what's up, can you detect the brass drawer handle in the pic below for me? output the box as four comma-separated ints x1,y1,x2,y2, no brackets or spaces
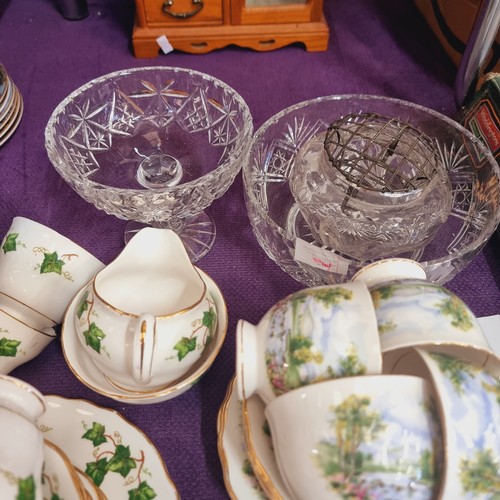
162,0,204,19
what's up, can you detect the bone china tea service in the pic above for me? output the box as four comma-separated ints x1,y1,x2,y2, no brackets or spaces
232,257,500,499
74,227,218,391
2,71,500,500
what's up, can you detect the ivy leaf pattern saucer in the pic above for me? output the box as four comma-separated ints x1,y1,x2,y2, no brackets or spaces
37,395,179,499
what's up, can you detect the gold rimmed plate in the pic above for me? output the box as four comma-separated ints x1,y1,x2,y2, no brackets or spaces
0,81,16,123
0,65,7,103
0,68,13,112
0,92,23,146
61,268,228,404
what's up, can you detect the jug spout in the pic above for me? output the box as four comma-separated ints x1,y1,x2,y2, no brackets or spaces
121,227,195,271
94,228,206,316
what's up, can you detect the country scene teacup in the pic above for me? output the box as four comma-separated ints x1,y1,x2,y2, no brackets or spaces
236,281,381,403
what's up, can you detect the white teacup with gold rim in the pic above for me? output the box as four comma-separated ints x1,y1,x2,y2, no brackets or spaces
0,309,57,375
74,228,218,392
0,375,46,500
236,281,381,404
0,217,104,328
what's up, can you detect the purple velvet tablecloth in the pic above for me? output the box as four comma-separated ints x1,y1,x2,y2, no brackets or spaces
0,0,499,498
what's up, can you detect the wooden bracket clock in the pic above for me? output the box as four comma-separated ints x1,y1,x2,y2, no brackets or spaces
132,0,329,57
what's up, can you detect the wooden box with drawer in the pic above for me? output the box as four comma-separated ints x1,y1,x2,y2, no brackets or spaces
132,0,329,56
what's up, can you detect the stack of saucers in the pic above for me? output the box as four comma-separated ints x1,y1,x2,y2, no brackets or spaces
0,64,23,147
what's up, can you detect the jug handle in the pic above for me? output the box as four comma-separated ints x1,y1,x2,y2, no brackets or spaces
132,314,155,385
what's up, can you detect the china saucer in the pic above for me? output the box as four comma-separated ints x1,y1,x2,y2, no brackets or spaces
61,268,228,404
242,393,291,499
43,439,87,500
217,376,265,499
217,374,292,499
38,395,179,499
0,93,23,147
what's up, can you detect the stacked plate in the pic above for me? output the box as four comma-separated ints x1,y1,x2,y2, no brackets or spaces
0,64,23,146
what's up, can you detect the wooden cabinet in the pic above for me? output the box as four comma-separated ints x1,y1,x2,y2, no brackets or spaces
132,0,329,56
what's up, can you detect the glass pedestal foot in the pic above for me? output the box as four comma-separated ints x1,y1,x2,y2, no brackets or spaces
124,212,216,263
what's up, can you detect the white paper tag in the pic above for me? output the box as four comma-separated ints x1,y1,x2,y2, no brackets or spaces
156,35,174,55
294,238,350,274
478,314,500,356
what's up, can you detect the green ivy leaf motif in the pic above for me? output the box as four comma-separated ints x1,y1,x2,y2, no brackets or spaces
40,251,65,275
82,422,108,446
16,475,35,500
2,233,18,253
83,323,106,353
107,444,137,478
85,458,109,487
77,291,90,319
174,336,197,361
0,337,21,357
202,307,216,333
128,480,157,500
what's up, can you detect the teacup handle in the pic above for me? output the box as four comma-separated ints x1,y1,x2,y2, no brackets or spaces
132,314,156,385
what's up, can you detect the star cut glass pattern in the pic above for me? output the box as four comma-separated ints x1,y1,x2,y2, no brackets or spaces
242,95,500,287
45,67,253,261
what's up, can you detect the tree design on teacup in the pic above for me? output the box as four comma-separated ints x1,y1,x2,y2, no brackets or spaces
429,353,500,496
435,295,474,331
81,421,157,499
313,394,439,499
265,286,366,397
0,469,36,500
371,284,475,334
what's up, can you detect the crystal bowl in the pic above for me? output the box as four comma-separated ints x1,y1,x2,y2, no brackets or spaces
45,66,253,261
242,94,500,286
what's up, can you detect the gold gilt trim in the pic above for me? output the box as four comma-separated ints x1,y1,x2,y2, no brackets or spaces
75,467,108,500
46,395,180,500
0,374,46,414
216,375,238,500
61,269,228,401
241,398,283,500
0,291,57,325
44,439,88,500
0,307,57,338
92,267,207,318
385,342,500,372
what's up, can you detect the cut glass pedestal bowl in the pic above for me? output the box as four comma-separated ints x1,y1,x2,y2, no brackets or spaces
45,66,253,261
242,95,500,286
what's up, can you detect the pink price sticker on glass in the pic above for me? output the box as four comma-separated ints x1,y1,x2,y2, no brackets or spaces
294,238,350,274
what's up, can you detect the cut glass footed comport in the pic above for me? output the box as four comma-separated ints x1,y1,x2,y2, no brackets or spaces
45,67,253,261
